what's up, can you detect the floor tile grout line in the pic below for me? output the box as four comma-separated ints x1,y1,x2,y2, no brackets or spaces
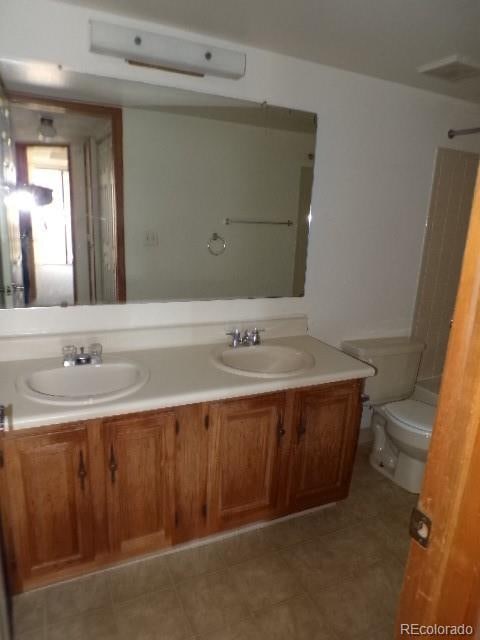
164,557,199,640
39,571,118,624
42,595,47,640
247,587,310,618
301,587,345,640
105,568,123,639
224,549,309,621
170,556,262,637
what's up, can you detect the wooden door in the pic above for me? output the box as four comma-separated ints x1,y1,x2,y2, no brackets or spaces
3,425,94,588
288,380,361,511
208,393,286,531
104,410,176,558
396,168,480,632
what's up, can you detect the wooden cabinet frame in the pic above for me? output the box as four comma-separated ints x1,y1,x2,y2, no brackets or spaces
0,379,362,592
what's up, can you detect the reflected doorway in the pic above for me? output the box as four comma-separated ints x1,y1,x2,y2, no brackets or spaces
2,94,125,308
16,144,74,306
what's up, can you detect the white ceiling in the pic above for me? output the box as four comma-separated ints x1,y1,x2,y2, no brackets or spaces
56,0,480,102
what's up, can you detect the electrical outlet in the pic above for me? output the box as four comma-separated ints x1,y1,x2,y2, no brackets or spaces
144,230,159,247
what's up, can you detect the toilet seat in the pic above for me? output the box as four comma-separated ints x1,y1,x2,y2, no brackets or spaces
383,399,435,433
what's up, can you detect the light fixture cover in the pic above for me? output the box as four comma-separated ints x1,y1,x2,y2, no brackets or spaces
38,117,57,141
90,20,246,80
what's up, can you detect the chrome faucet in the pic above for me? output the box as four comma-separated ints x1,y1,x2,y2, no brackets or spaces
226,329,242,348
62,343,103,366
243,328,264,346
226,327,264,348
75,347,92,365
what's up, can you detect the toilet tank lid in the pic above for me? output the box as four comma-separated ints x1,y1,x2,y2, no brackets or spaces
342,337,425,359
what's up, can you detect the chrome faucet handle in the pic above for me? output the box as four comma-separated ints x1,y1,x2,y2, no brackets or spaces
62,345,77,367
89,343,103,364
75,346,92,366
241,329,253,345
226,328,242,348
250,328,265,345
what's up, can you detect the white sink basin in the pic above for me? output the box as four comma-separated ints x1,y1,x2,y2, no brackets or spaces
212,344,315,378
17,359,149,406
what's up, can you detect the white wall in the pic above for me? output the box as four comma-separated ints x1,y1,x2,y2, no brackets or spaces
123,108,313,300
1,0,480,344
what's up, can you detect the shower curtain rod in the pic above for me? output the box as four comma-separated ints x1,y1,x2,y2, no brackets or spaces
447,127,480,139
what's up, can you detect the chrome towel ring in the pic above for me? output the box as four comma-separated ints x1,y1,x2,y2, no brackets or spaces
208,232,226,256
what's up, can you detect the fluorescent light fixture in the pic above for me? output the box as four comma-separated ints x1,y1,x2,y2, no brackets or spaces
90,20,246,80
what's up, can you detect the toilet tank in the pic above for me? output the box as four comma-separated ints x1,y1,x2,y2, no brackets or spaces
342,337,424,405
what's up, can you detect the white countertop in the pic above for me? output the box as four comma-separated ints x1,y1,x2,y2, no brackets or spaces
1,335,374,431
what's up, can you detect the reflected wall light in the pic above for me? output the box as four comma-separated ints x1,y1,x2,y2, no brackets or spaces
3,184,53,209
38,117,57,142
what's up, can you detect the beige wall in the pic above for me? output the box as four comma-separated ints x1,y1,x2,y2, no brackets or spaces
413,148,479,380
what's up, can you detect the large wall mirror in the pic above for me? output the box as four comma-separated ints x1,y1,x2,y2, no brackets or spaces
0,60,317,308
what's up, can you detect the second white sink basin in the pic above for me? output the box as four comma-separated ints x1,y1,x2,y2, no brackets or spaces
212,344,315,378
17,359,149,406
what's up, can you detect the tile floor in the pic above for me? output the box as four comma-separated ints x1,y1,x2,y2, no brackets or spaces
12,445,417,640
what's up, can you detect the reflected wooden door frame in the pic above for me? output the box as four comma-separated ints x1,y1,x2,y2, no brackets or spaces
7,91,126,303
15,141,73,304
396,167,480,631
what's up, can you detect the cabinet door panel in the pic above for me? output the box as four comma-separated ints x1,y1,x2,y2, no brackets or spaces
289,381,361,510
5,426,94,584
104,411,175,557
208,394,285,530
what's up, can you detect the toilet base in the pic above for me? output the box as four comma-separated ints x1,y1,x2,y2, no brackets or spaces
393,452,425,493
369,450,424,493
369,412,426,494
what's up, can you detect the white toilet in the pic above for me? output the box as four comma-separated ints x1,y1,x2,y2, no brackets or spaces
342,337,436,493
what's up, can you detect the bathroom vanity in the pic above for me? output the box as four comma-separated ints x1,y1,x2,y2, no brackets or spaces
0,333,373,593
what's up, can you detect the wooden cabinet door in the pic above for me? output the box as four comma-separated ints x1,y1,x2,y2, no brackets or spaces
4,425,94,587
289,380,361,511
104,411,176,558
208,393,286,531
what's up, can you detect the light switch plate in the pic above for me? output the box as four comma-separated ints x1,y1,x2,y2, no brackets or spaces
144,230,159,247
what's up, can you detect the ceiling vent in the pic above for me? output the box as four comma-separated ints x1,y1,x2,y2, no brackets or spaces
418,55,480,83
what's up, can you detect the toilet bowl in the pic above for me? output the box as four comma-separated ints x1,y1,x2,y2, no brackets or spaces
370,397,435,493
342,336,435,494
